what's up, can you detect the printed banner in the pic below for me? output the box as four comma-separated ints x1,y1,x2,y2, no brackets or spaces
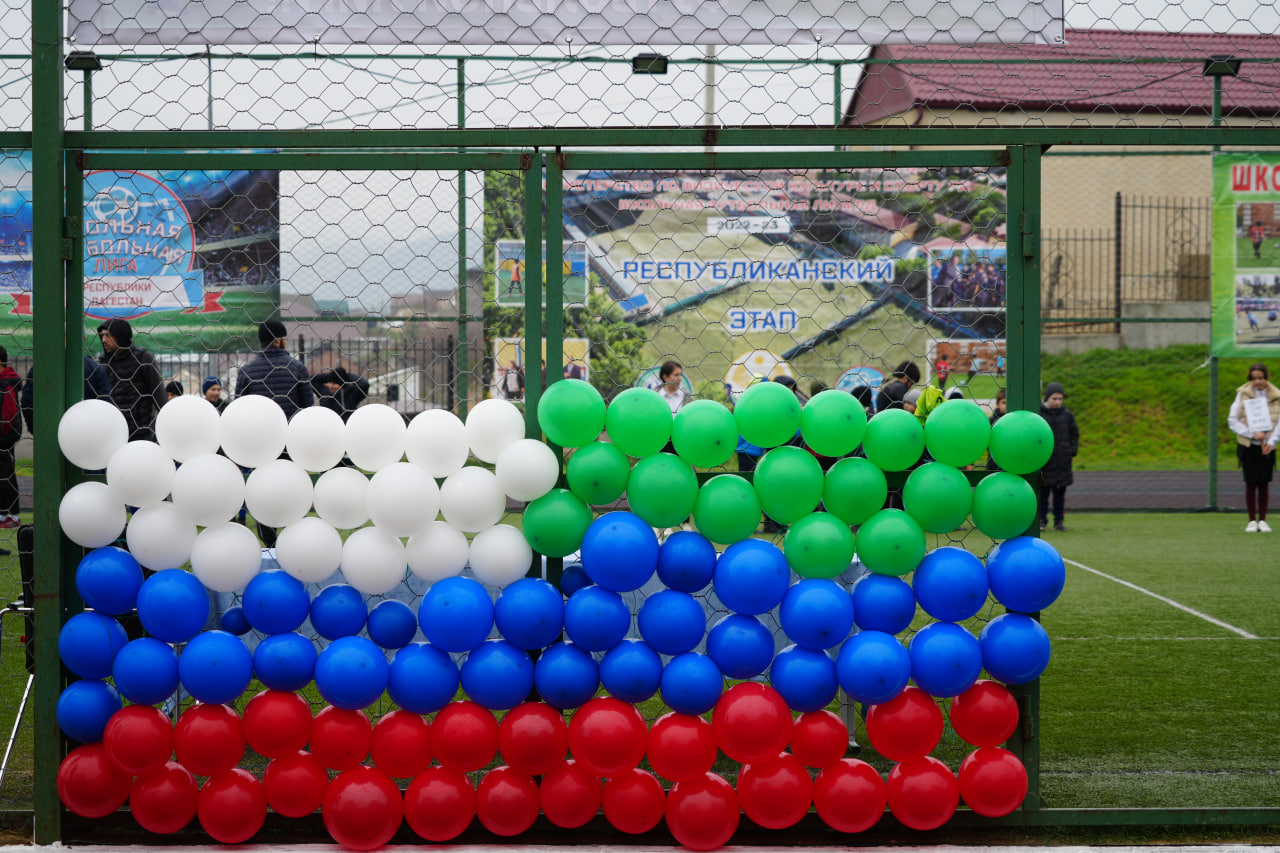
495,240,589,309
1212,153,1280,356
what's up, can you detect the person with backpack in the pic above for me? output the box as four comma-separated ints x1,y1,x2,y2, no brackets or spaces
97,318,165,441
0,346,23,529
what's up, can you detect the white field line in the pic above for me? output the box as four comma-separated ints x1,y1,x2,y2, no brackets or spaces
1063,558,1259,640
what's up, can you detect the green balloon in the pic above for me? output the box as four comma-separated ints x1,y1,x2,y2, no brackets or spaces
923,400,991,468
523,488,593,557
862,408,924,472
538,380,606,448
753,446,824,525
783,512,855,579
902,462,973,534
733,381,802,449
605,387,672,458
672,399,737,468
626,453,698,528
972,472,1038,540
824,457,889,525
692,474,762,545
801,390,868,457
855,509,926,577
988,410,1054,475
567,441,631,506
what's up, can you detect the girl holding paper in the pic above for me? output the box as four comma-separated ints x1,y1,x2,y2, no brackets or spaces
1228,363,1280,532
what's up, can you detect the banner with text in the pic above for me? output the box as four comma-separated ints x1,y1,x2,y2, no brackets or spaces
1212,153,1280,356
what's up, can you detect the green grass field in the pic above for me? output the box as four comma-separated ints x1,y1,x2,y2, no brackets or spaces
1235,235,1280,269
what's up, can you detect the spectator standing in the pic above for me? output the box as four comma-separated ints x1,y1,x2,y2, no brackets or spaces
1227,362,1280,532
203,376,228,413
985,389,1006,471
97,318,165,442
875,360,920,412
0,347,21,528
21,356,111,434
657,361,687,415
236,320,313,419
311,366,370,422
1039,382,1079,532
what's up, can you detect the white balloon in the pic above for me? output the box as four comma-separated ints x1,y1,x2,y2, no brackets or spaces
155,396,221,463
495,439,561,502
465,399,526,464
313,467,370,529
244,459,314,528
405,409,469,478
439,467,507,533
468,524,534,588
406,521,470,583
275,517,344,583
170,453,246,527
286,406,347,473
367,462,440,537
190,522,262,592
106,441,176,509
345,404,406,472
59,399,129,470
341,527,407,595
58,481,127,548
126,502,198,572
220,395,287,468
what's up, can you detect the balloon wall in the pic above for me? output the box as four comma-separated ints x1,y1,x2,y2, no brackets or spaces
55,389,1061,847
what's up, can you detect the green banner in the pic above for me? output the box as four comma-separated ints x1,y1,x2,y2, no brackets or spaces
1212,153,1280,356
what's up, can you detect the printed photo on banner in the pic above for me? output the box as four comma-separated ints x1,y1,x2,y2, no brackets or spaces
492,337,590,400
926,339,1007,401
1213,155,1280,356
926,246,1007,312
495,240,589,308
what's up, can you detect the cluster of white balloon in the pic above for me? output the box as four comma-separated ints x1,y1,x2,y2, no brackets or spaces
57,395,568,597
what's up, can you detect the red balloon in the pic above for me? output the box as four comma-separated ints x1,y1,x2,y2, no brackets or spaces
311,706,373,770
647,712,716,783
404,766,475,842
173,704,244,778
433,701,499,773
57,743,130,819
263,751,329,818
602,769,665,834
711,682,792,764
886,756,958,831
322,765,405,851
539,760,603,828
958,747,1028,817
813,758,886,833
371,710,433,779
790,709,848,769
129,762,198,834
198,768,267,844
243,689,313,759
666,773,740,851
498,702,568,776
567,697,647,778
866,686,943,762
950,680,1020,748
475,766,540,837
104,705,174,777
737,752,813,830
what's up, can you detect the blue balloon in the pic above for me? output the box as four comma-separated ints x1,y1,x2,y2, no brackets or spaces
367,599,418,650
835,631,910,705
56,680,122,743
713,538,789,615
112,637,179,706
59,611,128,680
851,574,916,634
770,644,838,712
253,632,317,692
220,606,252,636
580,511,659,592
637,589,705,656
559,563,591,597
315,635,390,710
418,576,494,653
243,571,310,635
136,569,210,644
460,639,534,710
779,579,855,650
986,536,1066,613
533,641,599,710
179,630,252,705
309,584,368,640
980,613,1051,684
706,614,775,679
599,639,662,703
495,578,565,650
563,585,631,652
75,546,143,615
656,530,717,593
388,643,459,714
908,621,982,698
659,652,723,715
913,547,990,623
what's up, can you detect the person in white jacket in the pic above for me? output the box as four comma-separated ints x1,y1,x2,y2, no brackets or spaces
1227,362,1280,532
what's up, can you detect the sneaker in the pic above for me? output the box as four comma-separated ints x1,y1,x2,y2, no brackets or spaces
1039,519,1048,531
1054,523,1067,532
1246,520,1260,532
1260,520,1273,533
0,518,17,530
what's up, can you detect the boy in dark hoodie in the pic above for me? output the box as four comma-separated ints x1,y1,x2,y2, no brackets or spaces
1039,381,1079,532
97,318,165,442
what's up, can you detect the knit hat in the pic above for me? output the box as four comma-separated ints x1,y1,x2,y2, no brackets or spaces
1044,381,1066,401
903,387,923,406
202,376,220,394
258,319,288,348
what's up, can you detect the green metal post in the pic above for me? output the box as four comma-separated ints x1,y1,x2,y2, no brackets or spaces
82,70,93,132
206,48,214,130
457,58,469,417
1207,73,1223,511
543,152,565,588
832,62,842,151
523,151,544,437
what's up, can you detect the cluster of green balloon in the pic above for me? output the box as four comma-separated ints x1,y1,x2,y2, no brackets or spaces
566,442,630,506
603,387,671,458
626,454,697,529
672,400,737,468
924,400,990,467
801,390,868,457
856,509,926,577
822,458,887,526
863,409,924,472
988,411,1054,474
692,475,762,545
538,380,607,448
783,513,855,579
753,447,823,525
733,381,802,449
903,462,973,534
522,488,593,557
972,472,1038,540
